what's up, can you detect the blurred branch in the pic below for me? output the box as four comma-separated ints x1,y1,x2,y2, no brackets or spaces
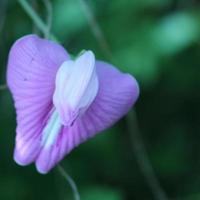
57,164,80,200
78,2,169,199
78,0,113,60
0,84,7,90
42,0,52,39
127,110,169,200
18,0,57,41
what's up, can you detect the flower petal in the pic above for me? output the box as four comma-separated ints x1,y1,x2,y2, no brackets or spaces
84,60,139,133
53,51,99,126
7,35,69,165
35,60,139,173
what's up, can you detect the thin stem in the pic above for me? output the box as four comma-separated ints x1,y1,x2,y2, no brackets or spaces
0,84,7,90
18,0,57,41
31,0,40,34
78,1,169,199
78,0,112,60
57,164,80,200
127,110,169,200
43,0,53,39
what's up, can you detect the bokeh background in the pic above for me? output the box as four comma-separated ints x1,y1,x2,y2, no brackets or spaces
1,0,200,199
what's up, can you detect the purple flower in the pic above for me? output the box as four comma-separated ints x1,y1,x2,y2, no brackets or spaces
7,35,139,174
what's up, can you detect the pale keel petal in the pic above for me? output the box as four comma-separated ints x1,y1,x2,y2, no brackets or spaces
53,51,99,126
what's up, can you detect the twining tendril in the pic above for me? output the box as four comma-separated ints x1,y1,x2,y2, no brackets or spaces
42,0,52,39
18,0,57,41
78,0,112,61
57,165,80,200
127,110,169,200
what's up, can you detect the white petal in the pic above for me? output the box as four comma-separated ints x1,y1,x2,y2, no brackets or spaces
41,110,62,148
53,51,99,126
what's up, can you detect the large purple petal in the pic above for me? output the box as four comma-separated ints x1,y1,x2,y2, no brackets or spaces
85,61,139,133
36,60,139,173
7,35,69,166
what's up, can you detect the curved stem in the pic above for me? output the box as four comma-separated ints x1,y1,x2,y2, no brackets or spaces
78,0,112,60
57,164,80,200
127,110,169,200
43,0,52,39
18,0,57,41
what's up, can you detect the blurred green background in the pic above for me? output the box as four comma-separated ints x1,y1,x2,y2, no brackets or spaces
1,0,200,199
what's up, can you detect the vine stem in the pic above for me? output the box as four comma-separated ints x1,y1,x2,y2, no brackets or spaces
127,110,169,200
42,0,52,39
18,0,57,41
78,1,169,199
57,164,80,200
78,0,112,60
